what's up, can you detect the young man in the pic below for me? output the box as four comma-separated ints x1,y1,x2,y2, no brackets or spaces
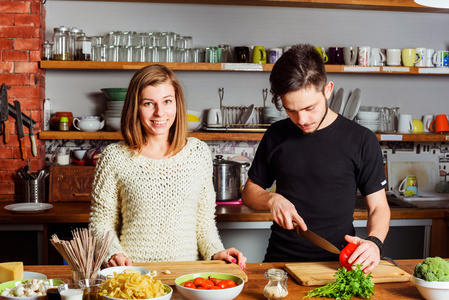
242,44,390,273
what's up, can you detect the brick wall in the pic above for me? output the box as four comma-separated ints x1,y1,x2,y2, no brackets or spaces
0,0,46,197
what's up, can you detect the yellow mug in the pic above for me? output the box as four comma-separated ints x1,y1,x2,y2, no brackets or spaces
314,46,328,63
252,46,266,64
399,175,418,196
402,48,422,67
412,119,424,133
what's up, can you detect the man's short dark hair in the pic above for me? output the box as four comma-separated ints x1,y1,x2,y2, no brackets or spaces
269,44,328,110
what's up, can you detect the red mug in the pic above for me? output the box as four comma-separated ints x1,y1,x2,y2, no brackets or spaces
430,114,449,133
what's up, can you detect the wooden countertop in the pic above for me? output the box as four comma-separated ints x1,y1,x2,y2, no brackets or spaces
0,201,448,224
24,260,425,299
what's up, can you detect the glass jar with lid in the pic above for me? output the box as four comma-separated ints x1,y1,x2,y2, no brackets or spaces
52,26,71,60
75,35,92,61
42,40,53,60
69,27,83,59
263,269,288,300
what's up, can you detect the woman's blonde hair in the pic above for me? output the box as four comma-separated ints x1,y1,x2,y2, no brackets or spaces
121,65,188,155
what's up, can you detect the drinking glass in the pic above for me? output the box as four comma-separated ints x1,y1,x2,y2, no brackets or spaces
44,278,70,300
180,48,192,63
218,44,232,62
205,46,219,63
58,284,84,300
192,48,204,63
160,32,175,47
91,36,104,46
107,31,123,46
92,44,107,62
120,45,134,62
78,279,104,300
133,46,146,62
160,46,175,62
145,46,160,62
121,31,137,47
107,45,121,61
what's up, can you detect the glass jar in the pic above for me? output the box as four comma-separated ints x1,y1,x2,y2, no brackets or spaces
75,35,92,61
263,269,288,300
52,26,71,61
69,27,83,59
42,40,53,60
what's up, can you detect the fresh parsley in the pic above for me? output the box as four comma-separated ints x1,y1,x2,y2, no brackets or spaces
303,265,375,299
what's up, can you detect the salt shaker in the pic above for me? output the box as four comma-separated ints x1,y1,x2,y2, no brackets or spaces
263,269,288,300
59,116,69,131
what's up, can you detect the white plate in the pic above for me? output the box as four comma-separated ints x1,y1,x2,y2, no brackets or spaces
4,203,53,214
329,88,345,114
22,272,47,280
342,88,361,121
327,89,334,108
239,104,255,125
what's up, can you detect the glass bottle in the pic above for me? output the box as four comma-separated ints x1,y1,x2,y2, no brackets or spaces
52,26,71,60
42,40,53,60
75,35,92,61
263,269,288,300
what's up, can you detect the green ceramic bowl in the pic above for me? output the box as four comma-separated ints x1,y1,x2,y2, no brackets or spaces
101,88,127,101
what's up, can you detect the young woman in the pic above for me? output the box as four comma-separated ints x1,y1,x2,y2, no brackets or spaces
90,65,246,269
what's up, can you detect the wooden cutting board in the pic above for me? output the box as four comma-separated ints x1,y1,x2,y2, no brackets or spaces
133,261,248,285
285,260,411,286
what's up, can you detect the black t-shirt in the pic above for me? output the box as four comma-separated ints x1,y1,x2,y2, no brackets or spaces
248,115,387,262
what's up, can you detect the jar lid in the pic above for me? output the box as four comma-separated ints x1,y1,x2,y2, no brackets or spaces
265,268,287,279
70,27,83,34
213,155,241,166
54,26,70,32
60,117,69,122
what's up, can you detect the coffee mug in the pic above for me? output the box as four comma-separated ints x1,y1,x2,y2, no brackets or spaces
399,175,418,196
386,49,401,66
425,48,435,67
207,108,222,127
234,46,249,63
328,47,343,65
343,47,358,65
358,46,371,66
205,46,219,63
422,114,434,132
397,113,413,133
370,48,386,66
252,46,266,64
415,47,426,67
314,46,328,63
430,114,449,133
432,50,449,67
269,48,283,64
402,48,422,67
412,119,424,133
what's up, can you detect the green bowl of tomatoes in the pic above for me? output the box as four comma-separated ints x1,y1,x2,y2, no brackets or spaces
175,273,244,300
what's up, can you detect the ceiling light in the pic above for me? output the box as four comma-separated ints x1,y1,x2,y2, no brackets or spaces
414,0,449,8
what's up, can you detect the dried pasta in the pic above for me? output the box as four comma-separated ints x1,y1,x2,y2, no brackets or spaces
100,272,167,299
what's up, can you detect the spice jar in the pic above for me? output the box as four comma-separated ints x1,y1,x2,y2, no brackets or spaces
69,27,83,59
52,26,71,60
59,116,69,131
263,269,288,300
75,35,92,61
42,40,53,60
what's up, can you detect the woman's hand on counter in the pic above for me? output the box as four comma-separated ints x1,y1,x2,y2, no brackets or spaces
212,248,247,270
107,253,133,267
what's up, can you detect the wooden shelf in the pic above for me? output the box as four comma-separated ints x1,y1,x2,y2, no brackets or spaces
39,61,449,75
38,130,449,142
68,0,449,13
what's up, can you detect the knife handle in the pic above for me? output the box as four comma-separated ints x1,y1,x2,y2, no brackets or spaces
30,135,37,157
19,137,27,160
3,120,9,144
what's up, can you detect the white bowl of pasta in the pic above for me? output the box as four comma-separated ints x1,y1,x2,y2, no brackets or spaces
99,267,150,280
99,270,172,300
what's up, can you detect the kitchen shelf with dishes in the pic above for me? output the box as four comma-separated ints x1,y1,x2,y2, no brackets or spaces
38,130,449,142
39,61,449,75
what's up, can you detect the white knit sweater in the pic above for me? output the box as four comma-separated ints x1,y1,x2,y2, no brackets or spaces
89,137,224,264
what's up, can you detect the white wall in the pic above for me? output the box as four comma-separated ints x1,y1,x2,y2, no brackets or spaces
44,1,449,119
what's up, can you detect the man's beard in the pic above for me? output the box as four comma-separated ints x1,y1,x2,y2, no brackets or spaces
300,99,329,135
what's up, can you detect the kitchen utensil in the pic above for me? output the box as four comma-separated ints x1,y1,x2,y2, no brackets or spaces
284,260,411,286
294,223,340,254
213,155,250,201
133,261,248,285
239,104,255,124
14,100,26,160
4,203,53,214
1,84,9,143
29,111,37,157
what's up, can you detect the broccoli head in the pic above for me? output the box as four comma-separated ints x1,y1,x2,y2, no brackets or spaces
413,256,449,281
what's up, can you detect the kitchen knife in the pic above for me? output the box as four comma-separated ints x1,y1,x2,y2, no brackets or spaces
0,84,10,143
14,100,27,160
295,223,341,254
29,111,37,157
8,102,36,129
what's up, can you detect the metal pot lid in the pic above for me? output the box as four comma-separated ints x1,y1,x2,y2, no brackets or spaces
213,155,241,166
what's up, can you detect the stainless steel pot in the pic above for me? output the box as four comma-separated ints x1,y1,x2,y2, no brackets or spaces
213,155,250,201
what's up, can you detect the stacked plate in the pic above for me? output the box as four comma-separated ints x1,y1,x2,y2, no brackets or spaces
356,110,380,132
105,101,123,131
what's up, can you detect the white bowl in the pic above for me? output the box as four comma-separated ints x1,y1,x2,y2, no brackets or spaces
187,110,202,132
175,273,244,300
102,284,172,300
73,149,87,161
412,275,449,300
106,117,121,131
361,124,379,132
0,278,60,300
99,266,149,280
356,111,380,121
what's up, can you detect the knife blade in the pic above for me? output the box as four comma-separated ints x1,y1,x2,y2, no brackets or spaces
0,84,10,143
295,223,341,254
14,100,27,160
29,111,37,157
8,103,36,129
